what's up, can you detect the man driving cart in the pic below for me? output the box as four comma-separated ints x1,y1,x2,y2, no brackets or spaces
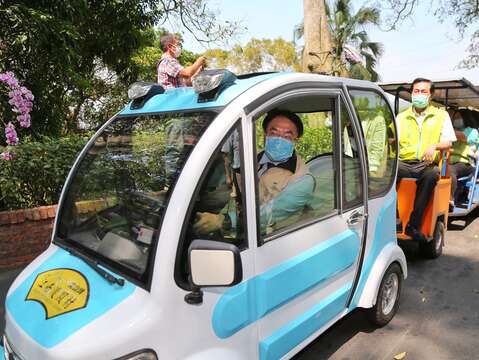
396,78,456,242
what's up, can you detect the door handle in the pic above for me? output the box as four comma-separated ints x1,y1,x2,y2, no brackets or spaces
347,210,364,226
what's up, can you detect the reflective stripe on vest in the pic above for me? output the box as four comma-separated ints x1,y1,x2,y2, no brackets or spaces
398,105,446,161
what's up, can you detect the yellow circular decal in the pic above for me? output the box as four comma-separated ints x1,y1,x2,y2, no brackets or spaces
26,268,89,319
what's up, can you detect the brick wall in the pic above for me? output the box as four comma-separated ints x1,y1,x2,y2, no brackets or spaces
0,205,57,270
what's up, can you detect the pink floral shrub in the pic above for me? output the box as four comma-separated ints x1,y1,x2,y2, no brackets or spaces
0,71,34,160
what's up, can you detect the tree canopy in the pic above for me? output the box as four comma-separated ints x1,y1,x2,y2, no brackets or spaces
327,0,383,81
379,0,479,69
0,1,238,139
205,38,301,74
295,0,383,80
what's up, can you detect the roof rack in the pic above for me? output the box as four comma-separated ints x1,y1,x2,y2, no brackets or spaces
236,72,277,80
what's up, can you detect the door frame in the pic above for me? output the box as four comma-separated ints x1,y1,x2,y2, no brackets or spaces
241,85,369,253
339,84,371,307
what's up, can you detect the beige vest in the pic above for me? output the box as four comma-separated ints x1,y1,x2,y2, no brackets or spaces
259,154,309,204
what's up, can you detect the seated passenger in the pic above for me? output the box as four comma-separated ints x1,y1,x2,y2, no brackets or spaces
157,33,206,89
397,78,456,241
257,109,315,233
449,110,479,206
193,109,315,236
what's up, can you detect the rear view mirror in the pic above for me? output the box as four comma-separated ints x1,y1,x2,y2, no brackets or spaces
188,240,242,288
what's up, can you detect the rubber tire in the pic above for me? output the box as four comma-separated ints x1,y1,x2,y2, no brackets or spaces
367,263,403,327
420,220,444,259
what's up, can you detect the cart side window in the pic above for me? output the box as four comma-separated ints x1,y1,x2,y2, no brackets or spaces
56,112,216,285
254,95,338,241
349,89,397,198
341,100,364,209
177,123,246,287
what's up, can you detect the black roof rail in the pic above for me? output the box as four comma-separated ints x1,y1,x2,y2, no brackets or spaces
236,72,277,79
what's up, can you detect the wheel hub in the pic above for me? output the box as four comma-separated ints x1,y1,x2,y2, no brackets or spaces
381,272,399,315
435,229,443,252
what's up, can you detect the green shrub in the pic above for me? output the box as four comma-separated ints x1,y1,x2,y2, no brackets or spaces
0,136,88,211
295,127,333,161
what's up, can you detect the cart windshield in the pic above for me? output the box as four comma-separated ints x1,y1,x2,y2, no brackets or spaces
55,111,217,285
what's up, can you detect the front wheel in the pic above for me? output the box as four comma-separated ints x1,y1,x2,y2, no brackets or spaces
368,263,403,327
420,220,444,259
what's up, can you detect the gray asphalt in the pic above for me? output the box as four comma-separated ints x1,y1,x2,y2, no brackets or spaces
1,209,478,359
0,267,23,338
296,208,479,360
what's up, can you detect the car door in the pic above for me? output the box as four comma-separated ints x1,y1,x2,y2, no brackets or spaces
162,118,259,359
244,89,368,359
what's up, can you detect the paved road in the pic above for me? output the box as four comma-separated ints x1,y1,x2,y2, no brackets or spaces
0,267,23,338
1,209,478,359
296,208,479,360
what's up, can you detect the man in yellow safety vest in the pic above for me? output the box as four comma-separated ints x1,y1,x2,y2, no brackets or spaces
449,110,478,206
397,78,456,241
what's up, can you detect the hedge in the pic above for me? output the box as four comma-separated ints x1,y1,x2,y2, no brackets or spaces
0,136,88,211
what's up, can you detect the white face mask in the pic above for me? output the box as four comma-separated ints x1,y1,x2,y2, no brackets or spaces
173,45,182,58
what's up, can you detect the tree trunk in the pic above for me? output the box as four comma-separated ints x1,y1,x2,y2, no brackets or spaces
303,0,333,74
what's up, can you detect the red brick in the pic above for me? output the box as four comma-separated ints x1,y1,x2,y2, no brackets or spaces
8,212,18,224
32,209,41,221
0,204,59,269
24,208,34,220
16,210,25,223
38,207,48,220
47,206,56,218
0,212,10,225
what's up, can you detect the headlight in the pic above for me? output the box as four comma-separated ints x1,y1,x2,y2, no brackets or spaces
115,349,158,360
128,82,154,100
127,82,165,110
3,335,23,360
192,70,225,93
192,69,237,102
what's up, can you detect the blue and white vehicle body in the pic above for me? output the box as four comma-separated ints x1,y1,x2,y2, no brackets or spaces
3,72,406,360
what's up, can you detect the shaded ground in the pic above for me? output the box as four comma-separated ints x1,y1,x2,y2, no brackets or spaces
0,267,23,337
1,209,478,359
296,208,479,360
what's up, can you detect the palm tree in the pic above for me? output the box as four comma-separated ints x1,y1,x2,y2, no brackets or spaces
295,0,384,81
301,0,333,75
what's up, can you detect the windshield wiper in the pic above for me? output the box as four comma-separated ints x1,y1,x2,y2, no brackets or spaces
57,239,125,287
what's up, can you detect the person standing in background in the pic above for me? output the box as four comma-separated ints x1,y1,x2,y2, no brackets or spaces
157,33,206,89
449,110,479,207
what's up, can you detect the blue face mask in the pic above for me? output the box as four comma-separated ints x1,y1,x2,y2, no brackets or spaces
265,136,295,162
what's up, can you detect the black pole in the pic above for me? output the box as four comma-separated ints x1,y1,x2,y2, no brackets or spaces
395,89,400,115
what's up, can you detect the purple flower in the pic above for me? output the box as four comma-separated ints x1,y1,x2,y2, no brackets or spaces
0,71,19,88
1,151,14,161
1,71,34,155
5,86,34,115
17,113,31,128
5,122,18,146
0,72,14,84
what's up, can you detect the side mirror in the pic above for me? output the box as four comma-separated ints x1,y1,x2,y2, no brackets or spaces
189,239,242,287
185,240,242,305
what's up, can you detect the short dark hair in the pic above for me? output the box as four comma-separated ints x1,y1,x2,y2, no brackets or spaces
160,33,177,52
411,77,435,94
262,109,304,137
